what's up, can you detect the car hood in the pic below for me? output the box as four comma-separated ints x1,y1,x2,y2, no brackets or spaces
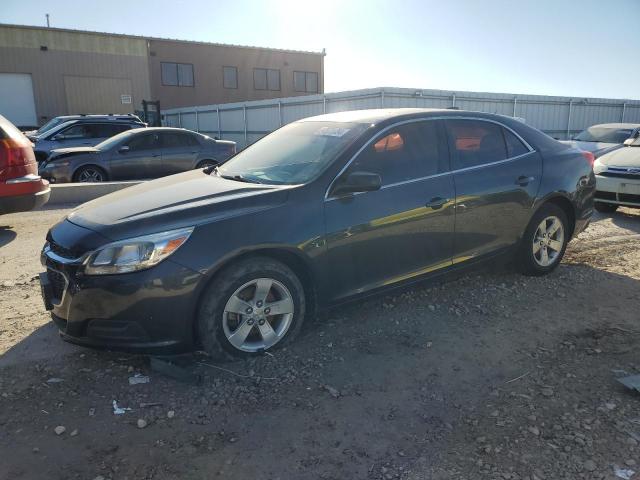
50,146,101,156
597,146,640,167
67,170,292,240
560,140,621,157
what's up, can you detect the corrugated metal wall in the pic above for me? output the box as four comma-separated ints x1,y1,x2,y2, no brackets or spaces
163,87,640,148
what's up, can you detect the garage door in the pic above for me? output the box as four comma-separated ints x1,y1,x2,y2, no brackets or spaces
0,73,37,128
64,76,134,115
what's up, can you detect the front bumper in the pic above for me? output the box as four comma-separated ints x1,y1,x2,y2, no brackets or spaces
39,163,73,183
39,246,204,354
595,174,640,208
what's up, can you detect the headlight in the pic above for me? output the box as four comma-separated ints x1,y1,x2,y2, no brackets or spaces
593,159,606,175
83,227,193,275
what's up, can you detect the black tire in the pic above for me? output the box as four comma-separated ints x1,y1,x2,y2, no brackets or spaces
517,203,569,276
594,202,618,213
196,159,218,169
73,165,107,183
197,256,306,361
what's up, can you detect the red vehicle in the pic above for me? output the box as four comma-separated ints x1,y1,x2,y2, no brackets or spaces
0,114,50,214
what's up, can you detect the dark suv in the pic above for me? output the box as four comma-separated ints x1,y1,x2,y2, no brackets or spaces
29,118,146,162
40,109,595,359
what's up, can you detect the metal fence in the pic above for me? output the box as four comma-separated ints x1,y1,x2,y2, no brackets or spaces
163,87,640,149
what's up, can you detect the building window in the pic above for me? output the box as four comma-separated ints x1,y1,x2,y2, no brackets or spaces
223,66,238,89
254,68,280,91
294,71,319,93
161,62,194,87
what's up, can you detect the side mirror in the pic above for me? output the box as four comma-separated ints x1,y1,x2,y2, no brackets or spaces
118,145,130,153
623,138,635,146
331,171,382,197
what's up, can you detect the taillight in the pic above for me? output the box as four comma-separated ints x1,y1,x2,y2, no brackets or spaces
0,137,37,182
0,138,35,167
581,150,595,167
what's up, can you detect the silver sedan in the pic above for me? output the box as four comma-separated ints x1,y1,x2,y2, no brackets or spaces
39,127,236,183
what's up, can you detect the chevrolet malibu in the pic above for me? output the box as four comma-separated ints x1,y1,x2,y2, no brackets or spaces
40,109,595,359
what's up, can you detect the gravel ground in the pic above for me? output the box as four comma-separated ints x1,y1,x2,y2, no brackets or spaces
1,205,640,480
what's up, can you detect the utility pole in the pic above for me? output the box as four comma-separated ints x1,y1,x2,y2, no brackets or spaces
45,14,50,27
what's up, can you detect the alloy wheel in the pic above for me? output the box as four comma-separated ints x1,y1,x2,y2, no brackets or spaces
77,168,104,182
532,215,564,267
222,278,295,352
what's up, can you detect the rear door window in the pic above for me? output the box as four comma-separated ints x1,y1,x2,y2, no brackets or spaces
346,120,447,186
161,132,199,148
446,120,508,169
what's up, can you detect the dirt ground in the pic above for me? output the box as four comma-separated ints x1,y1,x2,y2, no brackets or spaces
1,205,640,480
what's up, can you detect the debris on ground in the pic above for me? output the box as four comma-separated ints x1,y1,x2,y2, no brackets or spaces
53,426,65,435
128,373,150,385
112,400,131,415
617,374,640,393
150,356,202,385
614,466,636,480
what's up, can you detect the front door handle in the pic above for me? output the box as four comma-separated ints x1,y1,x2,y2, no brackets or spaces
426,197,449,209
516,175,535,186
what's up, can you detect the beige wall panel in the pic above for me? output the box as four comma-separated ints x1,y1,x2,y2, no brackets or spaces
64,75,134,114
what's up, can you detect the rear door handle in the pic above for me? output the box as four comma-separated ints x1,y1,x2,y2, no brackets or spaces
516,175,535,186
426,197,448,209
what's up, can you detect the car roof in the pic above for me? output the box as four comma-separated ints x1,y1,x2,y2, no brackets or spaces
55,114,140,120
588,123,640,129
131,127,198,134
298,108,522,125
46,118,141,135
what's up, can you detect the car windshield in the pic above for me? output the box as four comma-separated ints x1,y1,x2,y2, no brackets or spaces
35,117,69,136
95,130,136,150
574,127,634,143
216,121,368,185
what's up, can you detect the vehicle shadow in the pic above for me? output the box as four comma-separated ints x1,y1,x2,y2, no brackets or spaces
592,207,640,233
0,226,17,248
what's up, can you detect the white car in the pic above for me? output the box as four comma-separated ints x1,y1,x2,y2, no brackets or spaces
593,136,640,212
562,123,640,158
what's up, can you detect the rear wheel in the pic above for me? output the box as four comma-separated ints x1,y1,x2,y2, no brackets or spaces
197,256,305,360
594,202,618,213
517,203,569,276
73,165,106,183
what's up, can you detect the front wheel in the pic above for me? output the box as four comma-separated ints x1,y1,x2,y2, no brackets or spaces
517,204,569,276
594,202,618,213
73,165,106,183
197,256,306,360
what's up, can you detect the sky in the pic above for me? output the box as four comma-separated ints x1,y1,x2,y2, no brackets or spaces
3,0,639,100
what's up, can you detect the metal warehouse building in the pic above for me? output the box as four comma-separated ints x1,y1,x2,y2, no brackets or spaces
0,24,324,127
164,87,640,148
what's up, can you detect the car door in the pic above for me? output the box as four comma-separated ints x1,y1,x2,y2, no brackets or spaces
159,131,201,175
445,118,542,263
323,119,455,302
108,132,162,180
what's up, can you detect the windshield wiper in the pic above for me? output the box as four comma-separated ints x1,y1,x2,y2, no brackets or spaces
219,173,261,184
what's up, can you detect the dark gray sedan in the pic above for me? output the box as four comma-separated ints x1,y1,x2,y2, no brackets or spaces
40,109,594,359
39,127,236,183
